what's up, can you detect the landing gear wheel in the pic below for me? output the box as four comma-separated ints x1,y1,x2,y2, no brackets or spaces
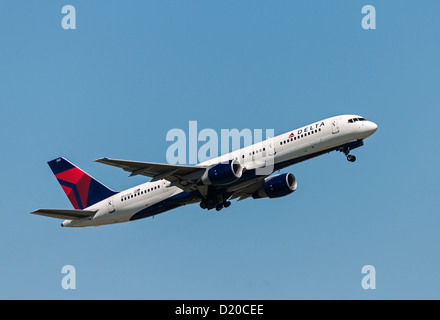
347,155,356,162
224,201,231,208
216,205,223,211
200,202,207,209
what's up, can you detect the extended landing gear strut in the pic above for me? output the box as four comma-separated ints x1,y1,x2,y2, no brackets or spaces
339,145,357,162
216,201,231,211
200,197,231,212
344,148,356,162
337,140,363,163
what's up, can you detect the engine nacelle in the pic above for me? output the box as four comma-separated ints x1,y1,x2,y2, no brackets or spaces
201,160,243,186
252,173,298,199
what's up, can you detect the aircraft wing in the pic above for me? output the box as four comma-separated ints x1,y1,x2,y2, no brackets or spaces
31,209,97,220
229,179,265,201
95,157,208,192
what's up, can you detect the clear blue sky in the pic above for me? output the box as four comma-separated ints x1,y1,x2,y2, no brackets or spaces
1,0,439,299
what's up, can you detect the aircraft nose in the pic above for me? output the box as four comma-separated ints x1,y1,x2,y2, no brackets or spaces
365,121,378,136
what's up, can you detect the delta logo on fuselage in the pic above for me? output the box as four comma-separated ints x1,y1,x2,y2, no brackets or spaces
288,121,325,138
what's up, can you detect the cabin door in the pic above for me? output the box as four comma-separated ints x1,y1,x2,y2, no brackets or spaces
107,197,115,213
332,119,339,134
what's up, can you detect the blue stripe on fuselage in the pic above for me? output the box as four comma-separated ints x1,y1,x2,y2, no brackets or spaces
129,191,200,221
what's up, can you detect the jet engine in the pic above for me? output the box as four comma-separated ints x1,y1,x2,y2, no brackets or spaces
200,160,243,186
252,173,297,199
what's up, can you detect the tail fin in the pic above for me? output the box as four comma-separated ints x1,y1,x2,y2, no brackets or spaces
48,157,117,209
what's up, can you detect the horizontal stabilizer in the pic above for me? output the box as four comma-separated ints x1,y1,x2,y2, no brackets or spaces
31,209,97,220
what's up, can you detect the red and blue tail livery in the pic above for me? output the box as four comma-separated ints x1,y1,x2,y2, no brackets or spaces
48,157,117,209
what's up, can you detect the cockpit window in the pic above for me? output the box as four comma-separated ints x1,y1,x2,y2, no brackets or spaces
348,117,367,123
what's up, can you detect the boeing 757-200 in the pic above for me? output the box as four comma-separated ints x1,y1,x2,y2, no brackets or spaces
31,115,377,227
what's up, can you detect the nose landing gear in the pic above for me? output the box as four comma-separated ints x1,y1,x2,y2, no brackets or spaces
337,140,363,163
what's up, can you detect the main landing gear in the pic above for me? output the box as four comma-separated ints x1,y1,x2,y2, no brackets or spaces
200,198,231,212
347,154,356,162
214,200,231,211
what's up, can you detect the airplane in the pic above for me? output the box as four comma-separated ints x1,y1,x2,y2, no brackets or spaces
31,114,377,227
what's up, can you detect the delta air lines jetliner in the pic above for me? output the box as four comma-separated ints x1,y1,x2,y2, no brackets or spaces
32,115,377,227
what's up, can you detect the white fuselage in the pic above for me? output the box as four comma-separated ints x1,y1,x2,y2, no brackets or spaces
63,114,377,227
